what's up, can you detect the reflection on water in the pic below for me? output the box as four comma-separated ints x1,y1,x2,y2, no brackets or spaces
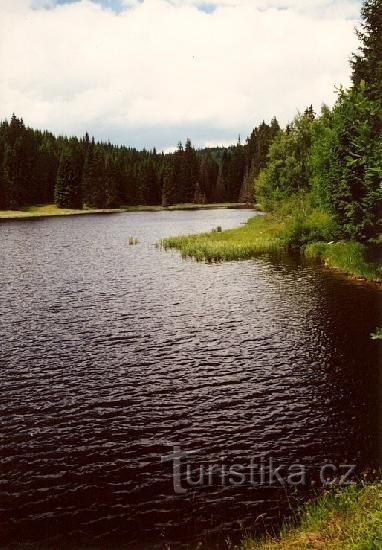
0,209,380,548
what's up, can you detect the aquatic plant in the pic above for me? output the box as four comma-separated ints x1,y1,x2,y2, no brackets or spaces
160,212,381,281
160,215,286,262
371,328,382,340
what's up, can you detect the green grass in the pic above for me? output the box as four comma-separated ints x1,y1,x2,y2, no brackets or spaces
160,212,381,281
242,482,382,550
160,214,286,262
303,241,382,282
0,204,123,219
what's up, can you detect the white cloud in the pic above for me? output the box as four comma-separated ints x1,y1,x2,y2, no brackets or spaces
0,0,361,148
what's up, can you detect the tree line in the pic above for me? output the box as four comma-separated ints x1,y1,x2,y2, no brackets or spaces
0,115,279,211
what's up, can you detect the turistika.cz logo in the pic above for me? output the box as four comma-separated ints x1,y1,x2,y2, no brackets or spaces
161,446,357,494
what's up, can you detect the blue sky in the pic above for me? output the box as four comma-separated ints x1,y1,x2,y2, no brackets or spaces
55,0,216,14
1,0,361,150
55,0,128,12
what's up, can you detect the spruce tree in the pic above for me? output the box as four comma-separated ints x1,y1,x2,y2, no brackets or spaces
182,139,199,203
82,147,106,208
161,162,177,207
0,153,10,209
55,148,82,209
352,0,382,99
199,155,218,203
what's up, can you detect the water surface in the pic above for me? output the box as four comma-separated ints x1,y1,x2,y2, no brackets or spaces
0,209,380,548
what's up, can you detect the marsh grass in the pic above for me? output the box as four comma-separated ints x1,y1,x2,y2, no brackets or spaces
128,236,139,245
161,211,381,281
161,215,286,262
303,241,382,281
241,483,382,549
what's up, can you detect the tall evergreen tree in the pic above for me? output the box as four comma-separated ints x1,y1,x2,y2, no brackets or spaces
55,148,82,209
182,139,200,203
82,146,106,208
161,161,177,207
0,152,10,209
352,0,382,99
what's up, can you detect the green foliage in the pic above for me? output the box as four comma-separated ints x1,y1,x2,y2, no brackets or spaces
280,204,338,247
371,327,382,340
256,109,315,210
311,86,382,241
256,1,381,244
352,0,382,100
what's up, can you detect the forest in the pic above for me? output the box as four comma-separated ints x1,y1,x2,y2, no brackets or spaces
0,115,279,211
0,0,381,245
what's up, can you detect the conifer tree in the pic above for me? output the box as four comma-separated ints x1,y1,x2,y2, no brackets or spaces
82,147,106,208
0,152,10,209
161,162,177,207
352,0,382,99
55,148,82,209
182,139,199,203
199,155,219,203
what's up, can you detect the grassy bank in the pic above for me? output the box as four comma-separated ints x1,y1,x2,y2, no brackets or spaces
303,241,381,281
0,203,252,220
0,204,123,219
160,214,381,281
242,483,382,549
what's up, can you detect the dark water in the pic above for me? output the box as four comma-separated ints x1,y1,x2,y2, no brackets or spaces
0,209,381,549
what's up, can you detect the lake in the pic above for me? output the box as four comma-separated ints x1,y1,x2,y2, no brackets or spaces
0,209,380,548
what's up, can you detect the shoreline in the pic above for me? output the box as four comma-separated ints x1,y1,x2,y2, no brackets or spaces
0,203,253,221
160,214,382,283
242,482,382,549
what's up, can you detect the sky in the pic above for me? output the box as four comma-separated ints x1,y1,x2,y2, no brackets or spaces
0,0,362,150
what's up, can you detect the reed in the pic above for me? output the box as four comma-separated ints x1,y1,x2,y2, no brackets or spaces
160,215,286,262
161,211,381,281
